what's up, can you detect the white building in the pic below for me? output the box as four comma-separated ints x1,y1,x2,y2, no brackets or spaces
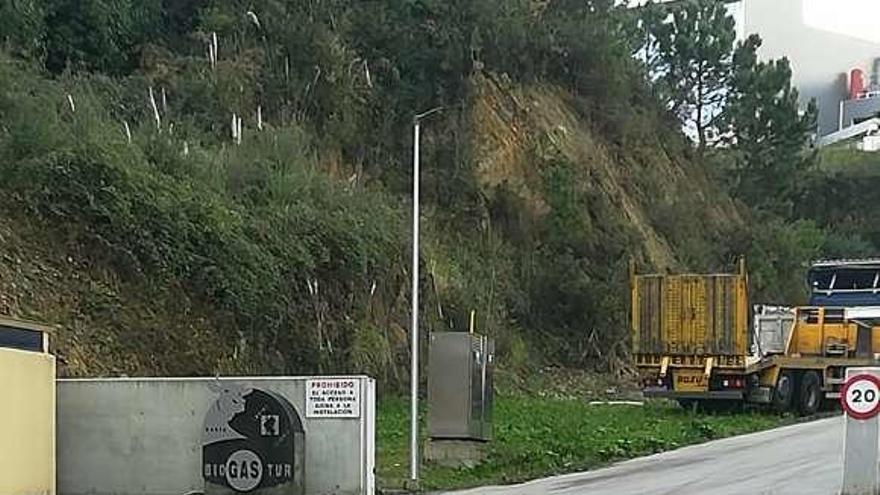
736,0,880,138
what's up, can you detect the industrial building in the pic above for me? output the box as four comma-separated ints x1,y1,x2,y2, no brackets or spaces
737,0,880,145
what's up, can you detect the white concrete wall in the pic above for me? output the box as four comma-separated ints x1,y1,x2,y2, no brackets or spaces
57,377,375,495
741,0,880,136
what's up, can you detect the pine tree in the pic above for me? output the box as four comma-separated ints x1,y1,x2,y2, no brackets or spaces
647,0,736,151
722,34,817,216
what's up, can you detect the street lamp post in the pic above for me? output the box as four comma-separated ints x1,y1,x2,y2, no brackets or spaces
410,106,443,485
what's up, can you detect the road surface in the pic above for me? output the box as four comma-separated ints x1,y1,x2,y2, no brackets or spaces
442,416,844,495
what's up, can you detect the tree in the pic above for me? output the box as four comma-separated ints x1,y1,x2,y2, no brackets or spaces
722,34,817,215
646,0,736,151
0,0,46,59
43,0,163,74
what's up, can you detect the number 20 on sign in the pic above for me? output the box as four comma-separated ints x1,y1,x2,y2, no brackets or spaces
841,373,880,420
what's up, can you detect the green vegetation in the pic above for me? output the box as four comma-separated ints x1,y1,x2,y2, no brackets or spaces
819,147,880,176
0,0,875,389
640,0,871,304
723,34,817,216
645,0,736,151
799,147,880,258
0,56,405,376
0,0,745,381
377,396,790,490
0,2,863,488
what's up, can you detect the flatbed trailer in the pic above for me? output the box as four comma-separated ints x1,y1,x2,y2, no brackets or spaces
632,260,880,414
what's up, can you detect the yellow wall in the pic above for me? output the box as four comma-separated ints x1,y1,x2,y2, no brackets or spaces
0,347,55,495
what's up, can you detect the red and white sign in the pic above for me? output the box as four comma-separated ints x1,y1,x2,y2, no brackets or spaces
841,373,880,420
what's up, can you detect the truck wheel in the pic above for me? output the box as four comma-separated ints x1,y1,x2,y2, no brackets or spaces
798,371,822,416
772,371,795,413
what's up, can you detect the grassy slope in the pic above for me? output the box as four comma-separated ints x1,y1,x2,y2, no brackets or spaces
0,55,745,380
819,147,880,177
0,56,407,379
0,213,236,376
377,396,788,491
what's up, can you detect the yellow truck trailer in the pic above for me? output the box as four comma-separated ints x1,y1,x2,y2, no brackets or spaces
632,259,880,415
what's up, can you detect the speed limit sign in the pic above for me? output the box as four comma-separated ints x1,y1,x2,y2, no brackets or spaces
841,373,880,420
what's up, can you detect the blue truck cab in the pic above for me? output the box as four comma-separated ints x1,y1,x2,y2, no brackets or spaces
809,259,880,307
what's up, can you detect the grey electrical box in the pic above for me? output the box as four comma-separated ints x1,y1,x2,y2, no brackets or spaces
428,332,494,441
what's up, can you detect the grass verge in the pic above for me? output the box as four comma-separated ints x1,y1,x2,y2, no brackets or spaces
377,396,790,491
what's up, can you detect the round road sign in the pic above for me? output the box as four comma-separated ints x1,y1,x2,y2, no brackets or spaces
841,373,880,420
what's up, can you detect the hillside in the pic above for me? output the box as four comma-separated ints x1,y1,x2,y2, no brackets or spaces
0,1,753,384
471,72,742,271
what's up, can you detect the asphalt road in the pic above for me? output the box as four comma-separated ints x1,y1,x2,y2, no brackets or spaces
443,416,844,495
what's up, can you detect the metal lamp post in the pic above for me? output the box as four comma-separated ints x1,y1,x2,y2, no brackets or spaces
410,106,443,484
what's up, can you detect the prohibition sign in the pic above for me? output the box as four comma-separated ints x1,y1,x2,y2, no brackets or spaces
841,373,880,420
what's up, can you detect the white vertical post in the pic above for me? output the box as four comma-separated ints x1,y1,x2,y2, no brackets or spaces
410,119,421,484
841,367,880,495
148,87,161,131
409,107,442,485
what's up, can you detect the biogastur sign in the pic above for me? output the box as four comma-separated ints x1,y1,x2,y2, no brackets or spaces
202,383,305,494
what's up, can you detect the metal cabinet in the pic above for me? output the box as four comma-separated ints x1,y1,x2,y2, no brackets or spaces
427,332,494,441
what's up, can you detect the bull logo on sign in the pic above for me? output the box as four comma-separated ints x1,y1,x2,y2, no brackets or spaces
202,383,305,494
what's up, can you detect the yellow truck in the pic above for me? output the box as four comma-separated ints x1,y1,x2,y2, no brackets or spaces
632,259,880,415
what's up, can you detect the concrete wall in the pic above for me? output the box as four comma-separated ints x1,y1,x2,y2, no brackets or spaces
741,0,880,136
58,377,375,495
0,347,56,495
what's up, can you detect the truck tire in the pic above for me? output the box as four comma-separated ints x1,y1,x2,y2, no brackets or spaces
772,371,795,413
798,371,822,416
